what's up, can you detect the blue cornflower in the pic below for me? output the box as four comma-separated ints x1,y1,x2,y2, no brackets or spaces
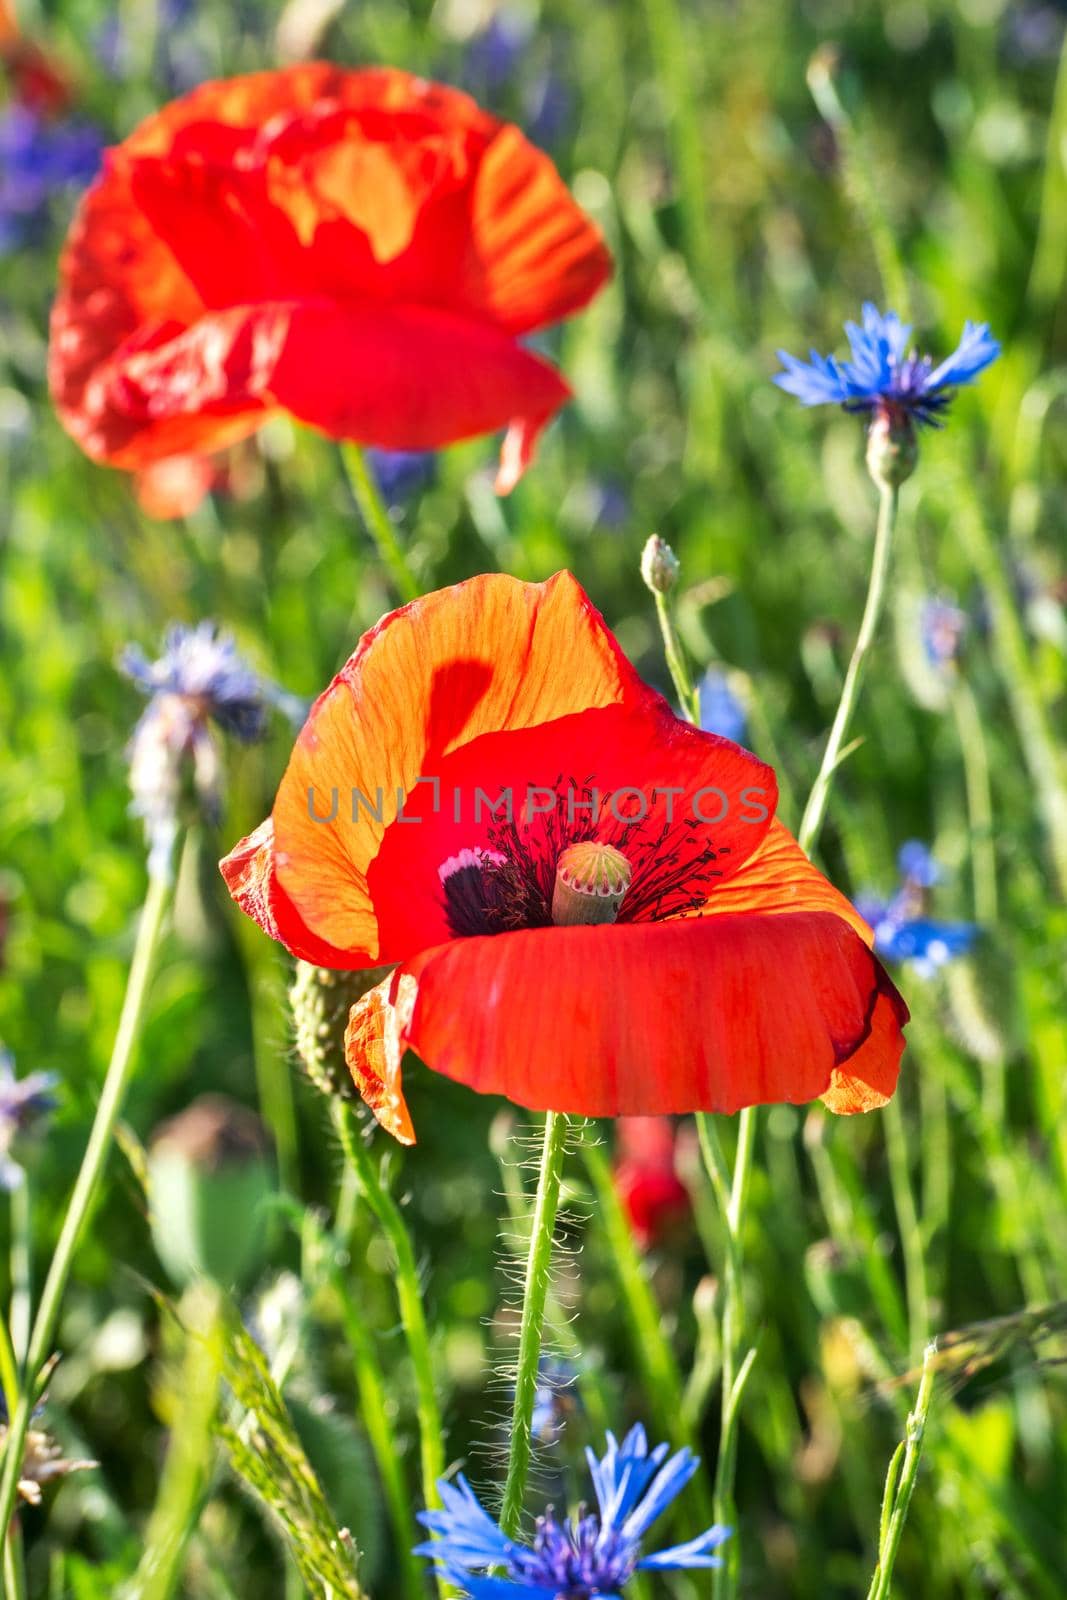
365,448,437,506
856,841,978,980
121,624,304,877
530,1358,579,1446
920,596,967,671
775,303,1000,427
699,670,747,744
416,1424,730,1597
0,1048,59,1191
0,105,102,253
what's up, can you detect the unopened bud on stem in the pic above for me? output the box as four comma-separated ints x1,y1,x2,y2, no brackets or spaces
640,534,680,595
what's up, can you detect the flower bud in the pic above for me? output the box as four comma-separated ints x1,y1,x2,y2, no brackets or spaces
149,1095,272,1289
551,842,631,926
640,534,680,595
289,961,393,1100
866,405,918,489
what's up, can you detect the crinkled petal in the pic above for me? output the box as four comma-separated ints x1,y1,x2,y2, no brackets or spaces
219,819,363,969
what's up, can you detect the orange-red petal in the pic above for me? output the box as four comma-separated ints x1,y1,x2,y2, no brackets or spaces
219,819,366,969
49,65,610,489
343,972,416,1145
134,454,218,519
343,911,906,1128
268,571,775,963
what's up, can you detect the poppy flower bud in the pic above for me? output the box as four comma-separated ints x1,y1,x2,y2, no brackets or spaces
640,534,681,595
289,961,393,1100
551,841,631,926
866,405,918,489
148,1095,272,1290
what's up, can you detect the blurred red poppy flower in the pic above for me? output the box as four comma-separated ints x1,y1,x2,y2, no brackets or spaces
48,65,611,505
220,572,908,1144
0,1,71,115
614,1118,691,1250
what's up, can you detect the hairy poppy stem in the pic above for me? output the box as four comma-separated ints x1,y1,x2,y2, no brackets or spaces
0,863,174,1542
334,442,421,604
499,1110,569,1537
331,1104,450,1594
797,481,900,857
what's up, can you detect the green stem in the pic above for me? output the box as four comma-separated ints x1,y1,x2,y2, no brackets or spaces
490,1118,610,1438
700,1108,759,1600
865,1342,937,1600
798,483,899,856
499,1112,568,1538
332,1106,447,1562
311,1210,425,1600
334,442,420,604
0,867,173,1538
653,591,701,724
4,1522,27,1600
883,1095,929,1359
950,677,999,925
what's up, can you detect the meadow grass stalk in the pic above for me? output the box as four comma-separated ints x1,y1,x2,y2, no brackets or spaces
334,441,420,604
332,1101,448,1585
638,0,720,309
580,1138,710,1521
697,1111,758,1600
950,676,999,925
0,865,174,1546
937,465,1067,899
499,1111,569,1536
864,1341,937,1600
307,1206,425,1600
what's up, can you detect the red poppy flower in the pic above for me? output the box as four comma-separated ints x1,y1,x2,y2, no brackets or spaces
48,65,611,506
220,572,908,1144
614,1118,692,1250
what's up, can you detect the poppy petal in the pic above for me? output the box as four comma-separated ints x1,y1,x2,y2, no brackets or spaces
693,818,874,943
134,453,217,519
269,572,775,963
219,819,364,969
459,121,612,335
348,911,906,1127
266,298,572,474
343,971,417,1144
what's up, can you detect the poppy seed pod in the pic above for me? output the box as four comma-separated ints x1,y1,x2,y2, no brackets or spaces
148,1095,272,1289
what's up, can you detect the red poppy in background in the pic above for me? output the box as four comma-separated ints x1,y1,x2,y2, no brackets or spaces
48,64,611,510
221,573,907,1143
0,0,71,115
614,1118,692,1250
